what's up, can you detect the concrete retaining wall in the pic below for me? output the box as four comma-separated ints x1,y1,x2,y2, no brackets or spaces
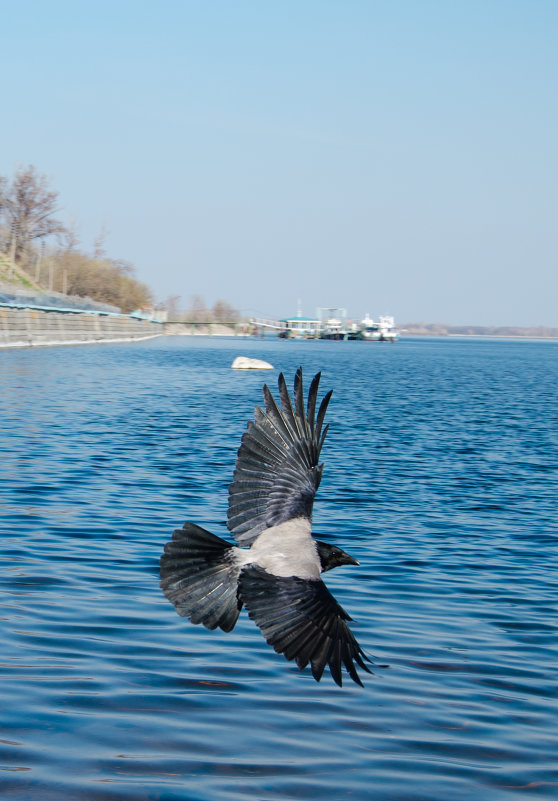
0,306,163,348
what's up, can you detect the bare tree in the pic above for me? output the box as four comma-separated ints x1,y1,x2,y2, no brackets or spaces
4,165,65,265
93,224,109,260
0,176,8,258
162,295,181,319
0,175,7,222
58,219,80,293
187,294,209,322
63,218,80,252
213,299,240,323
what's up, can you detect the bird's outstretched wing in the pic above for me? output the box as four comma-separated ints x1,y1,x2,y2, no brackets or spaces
239,564,371,686
227,368,332,546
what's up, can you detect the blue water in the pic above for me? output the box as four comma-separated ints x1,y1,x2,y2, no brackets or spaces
1,335,557,801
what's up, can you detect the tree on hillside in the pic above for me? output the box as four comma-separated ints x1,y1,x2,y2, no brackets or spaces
57,220,80,293
93,225,108,259
3,165,65,264
62,253,153,312
0,176,6,217
0,176,8,248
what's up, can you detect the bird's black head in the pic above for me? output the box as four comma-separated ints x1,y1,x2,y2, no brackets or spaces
315,541,360,572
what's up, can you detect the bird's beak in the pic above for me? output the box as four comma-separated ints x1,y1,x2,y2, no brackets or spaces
339,550,359,566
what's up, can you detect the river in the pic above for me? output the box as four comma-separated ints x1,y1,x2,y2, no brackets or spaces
1,335,557,800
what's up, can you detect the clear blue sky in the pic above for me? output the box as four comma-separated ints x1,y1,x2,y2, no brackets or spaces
2,0,556,325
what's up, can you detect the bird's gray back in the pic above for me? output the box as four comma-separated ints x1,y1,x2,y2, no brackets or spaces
233,518,321,580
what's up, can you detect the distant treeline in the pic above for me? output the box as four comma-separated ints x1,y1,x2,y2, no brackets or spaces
403,322,558,338
165,294,241,323
0,165,153,312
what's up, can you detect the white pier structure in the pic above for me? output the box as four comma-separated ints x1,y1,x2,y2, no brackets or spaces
249,315,287,332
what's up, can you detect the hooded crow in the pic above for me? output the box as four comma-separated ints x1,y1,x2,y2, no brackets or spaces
160,368,370,686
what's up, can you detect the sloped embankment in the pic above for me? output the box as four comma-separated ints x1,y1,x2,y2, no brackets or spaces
0,303,162,348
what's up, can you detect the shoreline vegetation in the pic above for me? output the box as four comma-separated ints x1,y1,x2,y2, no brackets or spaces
1,165,555,341
0,165,241,325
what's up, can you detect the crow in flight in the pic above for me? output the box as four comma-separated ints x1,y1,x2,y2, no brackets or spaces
160,368,370,686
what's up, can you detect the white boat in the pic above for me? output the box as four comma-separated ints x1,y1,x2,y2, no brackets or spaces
320,317,348,340
360,314,399,342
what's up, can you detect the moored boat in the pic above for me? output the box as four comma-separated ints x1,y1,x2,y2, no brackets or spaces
360,314,399,342
320,316,351,340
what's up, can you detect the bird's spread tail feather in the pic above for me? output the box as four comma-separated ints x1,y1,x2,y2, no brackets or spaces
160,522,242,632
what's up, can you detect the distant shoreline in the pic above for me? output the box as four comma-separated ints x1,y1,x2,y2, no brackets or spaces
403,333,558,341
401,324,558,339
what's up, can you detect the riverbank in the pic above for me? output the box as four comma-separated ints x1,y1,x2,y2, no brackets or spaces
0,303,256,348
0,305,163,348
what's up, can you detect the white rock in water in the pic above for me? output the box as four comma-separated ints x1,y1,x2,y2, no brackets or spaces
231,357,274,370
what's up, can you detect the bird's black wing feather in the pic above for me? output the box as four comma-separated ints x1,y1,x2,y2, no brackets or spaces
227,368,332,546
239,564,371,686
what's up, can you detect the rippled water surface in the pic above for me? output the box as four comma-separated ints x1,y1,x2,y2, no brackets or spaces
1,336,557,800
